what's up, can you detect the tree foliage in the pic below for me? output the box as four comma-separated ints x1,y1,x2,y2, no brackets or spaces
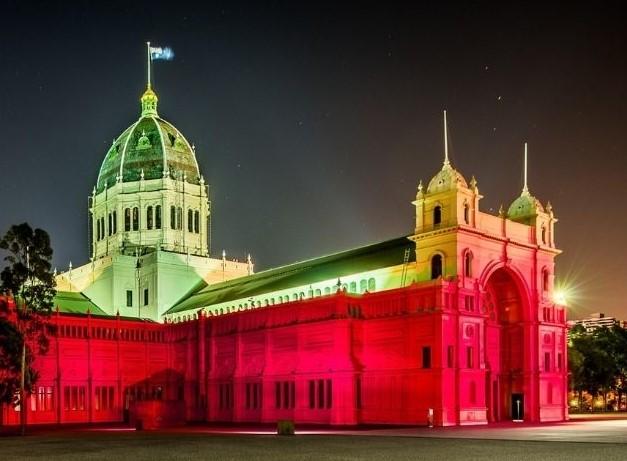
0,223,56,405
569,323,627,409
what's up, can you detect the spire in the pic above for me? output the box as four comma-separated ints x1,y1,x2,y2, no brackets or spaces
522,142,529,195
443,110,450,167
146,41,152,90
141,42,159,117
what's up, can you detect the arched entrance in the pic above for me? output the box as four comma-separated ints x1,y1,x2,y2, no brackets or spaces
483,267,528,422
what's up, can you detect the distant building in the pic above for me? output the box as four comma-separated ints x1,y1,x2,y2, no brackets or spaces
568,313,623,332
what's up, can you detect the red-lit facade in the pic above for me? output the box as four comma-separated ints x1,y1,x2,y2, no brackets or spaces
1,270,567,427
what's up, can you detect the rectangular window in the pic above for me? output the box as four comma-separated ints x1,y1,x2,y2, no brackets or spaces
326,379,332,409
143,288,149,306
283,381,290,409
194,211,199,233
108,213,112,236
309,380,315,409
465,296,474,312
132,207,139,231
188,209,194,232
466,346,474,369
177,207,182,230
126,290,133,307
125,208,131,231
155,205,161,229
246,383,251,410
147,206,153,230
422,346,432,369
113,210,117,234
447,345,455,368
545,352,551,372
170,206,176,229
557,353,563,371
317,379,325,409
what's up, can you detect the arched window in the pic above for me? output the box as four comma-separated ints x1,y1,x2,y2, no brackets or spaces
324,287,330,296
132,207,139,231
96,218,101,241
101,217,105,239
541,225,547,244
177,207,182,230
108,213,112,236
125,208,131,232
112,210,117,234
194,210,200,233
464,251,473,278
542,269,549,292
431,254,443,280
155,205,161,229
349,281,357,293
360,280,367,293
147,206,153,230
368,278,376,291
463,202,470,224
188,209,193,232
315,289,321,297
433,205,442,225
170,206,176,229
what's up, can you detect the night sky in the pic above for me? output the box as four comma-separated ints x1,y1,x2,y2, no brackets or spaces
1,1,626,319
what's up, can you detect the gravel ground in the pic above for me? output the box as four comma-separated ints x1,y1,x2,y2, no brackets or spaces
1,432,624,461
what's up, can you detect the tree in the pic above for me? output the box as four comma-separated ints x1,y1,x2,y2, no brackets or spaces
0,223,56,435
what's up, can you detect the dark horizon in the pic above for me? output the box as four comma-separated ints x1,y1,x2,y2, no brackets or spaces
1,1,626,319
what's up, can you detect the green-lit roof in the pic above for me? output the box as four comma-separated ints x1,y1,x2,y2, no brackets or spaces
54,291,108,316
165,236,415,315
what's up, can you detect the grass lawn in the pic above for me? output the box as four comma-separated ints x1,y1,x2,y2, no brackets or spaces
1,432,625,461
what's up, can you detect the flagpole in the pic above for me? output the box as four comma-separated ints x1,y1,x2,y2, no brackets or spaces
146,41,151,88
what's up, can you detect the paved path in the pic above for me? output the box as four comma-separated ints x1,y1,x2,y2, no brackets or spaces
190,416,627,444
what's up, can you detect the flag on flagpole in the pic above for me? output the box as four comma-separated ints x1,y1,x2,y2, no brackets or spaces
150,46,174,61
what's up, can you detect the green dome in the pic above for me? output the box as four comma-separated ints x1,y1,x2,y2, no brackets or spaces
507,190,544,220
96,87,200,193
427,162,468,194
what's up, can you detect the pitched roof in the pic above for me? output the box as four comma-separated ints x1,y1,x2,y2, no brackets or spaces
54,291,108,316
165,236,414,315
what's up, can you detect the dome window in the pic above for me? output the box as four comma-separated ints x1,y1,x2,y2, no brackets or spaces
431,254,443,280
136,130,152,150
132,207,139,231
434,206,442,226
155,206,162,229
147,206,153,230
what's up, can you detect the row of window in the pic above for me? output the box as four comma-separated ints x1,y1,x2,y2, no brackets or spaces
200,278,377,319
275,381,295,409
95,205,203,240
56,324,164,342
432,203,471,227
126,289,149,308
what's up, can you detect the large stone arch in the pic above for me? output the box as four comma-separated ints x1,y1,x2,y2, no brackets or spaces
480,261,535,422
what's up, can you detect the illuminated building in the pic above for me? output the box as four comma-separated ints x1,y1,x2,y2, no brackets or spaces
0,72,568,428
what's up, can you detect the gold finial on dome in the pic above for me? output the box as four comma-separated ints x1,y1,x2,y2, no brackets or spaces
141,41,159,116
141,86,159,116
